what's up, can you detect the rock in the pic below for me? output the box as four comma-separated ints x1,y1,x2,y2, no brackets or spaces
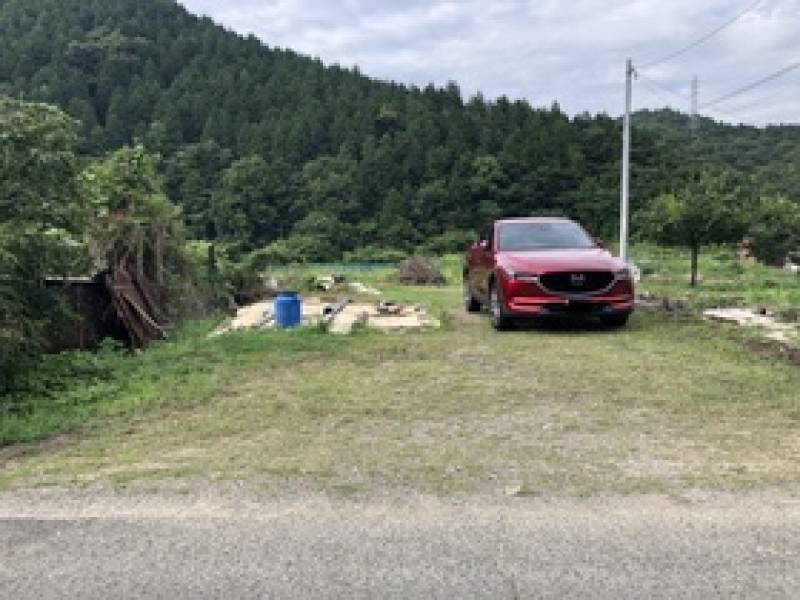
329,311,368,335
315,276,336,291
348,282,381,296
505,484,524,497
377,301,402,315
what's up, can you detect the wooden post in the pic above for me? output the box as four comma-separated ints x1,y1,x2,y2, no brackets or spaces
154,224,164,285
136,227,145,275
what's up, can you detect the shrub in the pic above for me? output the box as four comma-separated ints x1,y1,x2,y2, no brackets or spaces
748,197,800,266
419,230,475,255
248,234,338,267
343,246,408,264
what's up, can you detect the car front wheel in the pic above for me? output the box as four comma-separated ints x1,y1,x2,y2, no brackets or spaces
463,276,481,313
489,282,511,330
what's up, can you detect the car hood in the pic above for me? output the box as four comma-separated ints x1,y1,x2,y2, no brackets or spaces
498,248,625,274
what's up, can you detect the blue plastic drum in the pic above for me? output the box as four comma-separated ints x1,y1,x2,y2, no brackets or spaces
273,292,303,329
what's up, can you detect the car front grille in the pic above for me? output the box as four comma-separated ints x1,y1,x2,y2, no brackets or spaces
538,271,615,295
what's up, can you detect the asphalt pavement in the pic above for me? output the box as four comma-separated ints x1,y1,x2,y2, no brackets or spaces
1,490,798,599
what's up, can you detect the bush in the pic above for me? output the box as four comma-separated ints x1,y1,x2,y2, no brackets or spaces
419,230,475,255
748,197,800,266
395,257,446,286
343,246,408,264
248,234,338,267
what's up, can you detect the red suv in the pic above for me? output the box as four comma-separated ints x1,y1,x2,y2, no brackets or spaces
464,218,634,329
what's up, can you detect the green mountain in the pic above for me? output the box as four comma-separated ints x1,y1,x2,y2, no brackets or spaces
0,0,795,255
634,109,800,198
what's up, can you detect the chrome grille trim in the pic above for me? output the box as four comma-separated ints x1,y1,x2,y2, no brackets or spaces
537,271,619,297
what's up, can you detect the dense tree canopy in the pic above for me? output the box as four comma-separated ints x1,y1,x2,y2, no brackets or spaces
0,97,86,391
0,0,797,261
0,0,683,256
1,96,191,393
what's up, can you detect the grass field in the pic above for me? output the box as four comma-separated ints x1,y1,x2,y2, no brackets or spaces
634,243,800,310
0,246,798,497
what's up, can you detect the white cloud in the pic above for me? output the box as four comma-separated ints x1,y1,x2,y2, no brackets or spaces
180,0,800,125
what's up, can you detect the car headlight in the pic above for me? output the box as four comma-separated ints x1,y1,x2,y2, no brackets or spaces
499,266,539,283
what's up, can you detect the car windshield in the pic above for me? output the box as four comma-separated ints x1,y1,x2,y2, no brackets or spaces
497,222,594,251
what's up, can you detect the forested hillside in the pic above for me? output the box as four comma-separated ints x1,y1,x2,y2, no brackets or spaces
634,109,800,199
0,0,797,260
0,0,678,256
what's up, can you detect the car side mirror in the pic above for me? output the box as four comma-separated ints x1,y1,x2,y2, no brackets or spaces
592,237,605,249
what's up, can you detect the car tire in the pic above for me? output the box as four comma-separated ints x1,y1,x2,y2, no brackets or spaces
463,276,481,313
489,281,511,330
601,313,630,328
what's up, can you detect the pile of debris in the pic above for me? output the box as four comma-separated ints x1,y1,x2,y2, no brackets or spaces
212,296,440,337
396,257,446,286
635,292,690,315
703,307,799,346
321,299,439,334
312,274,381,296
46,266,167,351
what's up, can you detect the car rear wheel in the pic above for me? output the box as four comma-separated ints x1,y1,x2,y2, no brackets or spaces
601,313,630,328
489,282,511,330
463,276,481,313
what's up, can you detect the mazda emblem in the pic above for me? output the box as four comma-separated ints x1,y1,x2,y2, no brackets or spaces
570,273,586,287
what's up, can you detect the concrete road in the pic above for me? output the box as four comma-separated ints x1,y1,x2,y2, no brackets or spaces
1,490,799,599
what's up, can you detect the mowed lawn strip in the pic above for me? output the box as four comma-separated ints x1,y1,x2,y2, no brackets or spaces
2,287,798,496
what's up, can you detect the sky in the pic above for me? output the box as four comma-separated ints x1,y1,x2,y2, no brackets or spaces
179,0,799,125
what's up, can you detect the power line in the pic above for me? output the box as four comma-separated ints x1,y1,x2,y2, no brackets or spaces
639,0,762,70
700,60,800,108
636,76,681,110
636,71,750,125
636,71,691,103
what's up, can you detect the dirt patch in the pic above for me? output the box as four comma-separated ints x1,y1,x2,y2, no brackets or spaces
745,339,800,367
0,434,76,471
214,296,440,336
704,307,799,345
635,293,691,315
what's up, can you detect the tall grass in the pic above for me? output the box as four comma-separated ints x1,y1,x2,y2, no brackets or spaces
0,321,339,446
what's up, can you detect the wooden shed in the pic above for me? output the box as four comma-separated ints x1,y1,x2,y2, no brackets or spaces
45,267,167,351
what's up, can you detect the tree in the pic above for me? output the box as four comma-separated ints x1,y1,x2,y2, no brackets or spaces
5,0,800,263
298,153,360,220
0,97,84,392
81,145,182,284
747,196,800,266
163,140,233,238
211,156,293,252
639,171,749,286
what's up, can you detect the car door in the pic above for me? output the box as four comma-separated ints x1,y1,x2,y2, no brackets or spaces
471,226,494,301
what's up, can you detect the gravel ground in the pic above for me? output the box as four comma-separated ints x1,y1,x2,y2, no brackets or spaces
2,488,799,599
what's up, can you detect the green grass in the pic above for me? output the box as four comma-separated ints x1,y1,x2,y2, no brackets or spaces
0,321,342,446
633,243,800,310
1,247,798,497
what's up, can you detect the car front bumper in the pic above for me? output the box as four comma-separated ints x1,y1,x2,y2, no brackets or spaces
500,277,634,318
507,296,634,317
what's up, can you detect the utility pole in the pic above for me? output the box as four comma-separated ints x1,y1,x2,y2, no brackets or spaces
690,76,699,135
620,58,634,264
